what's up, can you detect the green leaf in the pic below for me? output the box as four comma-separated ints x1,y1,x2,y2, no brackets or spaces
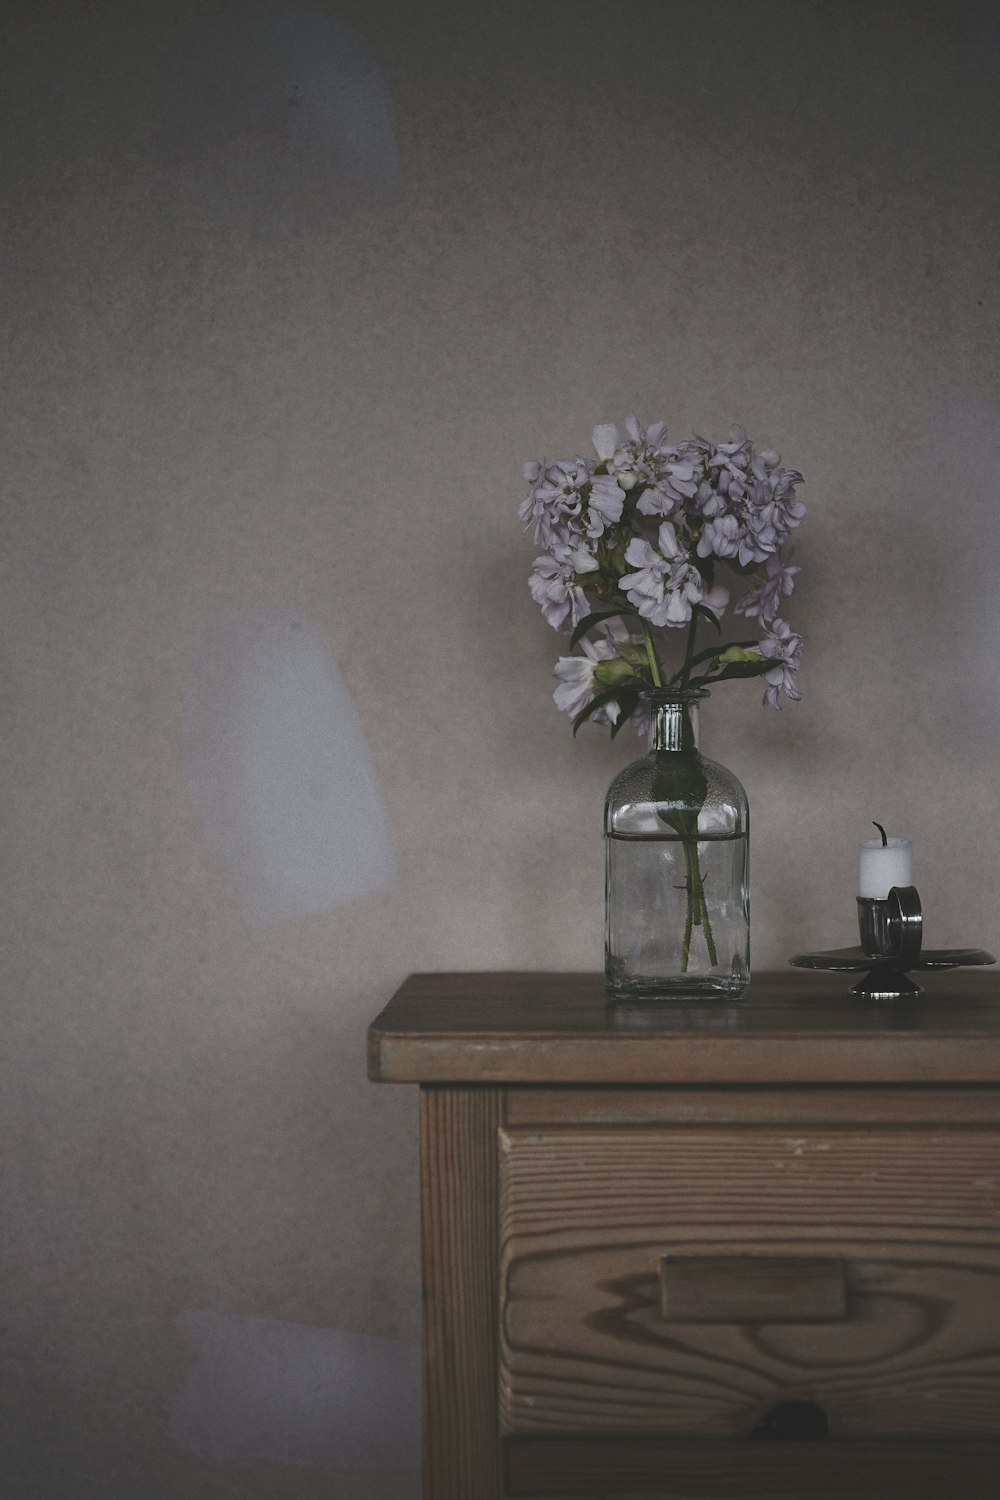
683,639,758,672
616,640,653,672
717,645,762,665
592,657,638,691
651,746,707,840
699,658,774,684
692,603,722,635
568,610,631,651
600,536,630,583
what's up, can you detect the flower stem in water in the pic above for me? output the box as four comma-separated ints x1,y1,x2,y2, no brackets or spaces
681,837,718,972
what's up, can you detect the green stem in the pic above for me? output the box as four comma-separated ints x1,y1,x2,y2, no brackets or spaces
640,619,663,688
698,866,719,966
680,846,695,972
652,613,717,975
680,840,697,973
680,837,718,972
679,611,699,691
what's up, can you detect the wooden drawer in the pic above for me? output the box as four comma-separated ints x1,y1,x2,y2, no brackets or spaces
498,1122,1000,1441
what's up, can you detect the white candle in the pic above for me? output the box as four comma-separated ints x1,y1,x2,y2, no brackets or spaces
858,835,912,900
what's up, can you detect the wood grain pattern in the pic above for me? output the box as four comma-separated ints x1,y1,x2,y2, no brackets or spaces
368,970,1000,1085
659,1254,847,1324
505,1085,1000,1128
420,1086,502,1498
504,1436,1000,1498
371,979,1000,1496
499,1124,1000,1439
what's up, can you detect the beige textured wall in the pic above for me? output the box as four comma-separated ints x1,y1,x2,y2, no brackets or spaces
4,1,999,1494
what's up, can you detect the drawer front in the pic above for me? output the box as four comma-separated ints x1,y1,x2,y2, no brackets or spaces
498,1124,1000,1439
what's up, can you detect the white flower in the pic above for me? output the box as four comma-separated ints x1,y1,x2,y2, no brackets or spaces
553,633,618,719
552,621,642,725
591,424,620,462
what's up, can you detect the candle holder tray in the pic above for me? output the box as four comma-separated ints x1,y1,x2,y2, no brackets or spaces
790,884,994,999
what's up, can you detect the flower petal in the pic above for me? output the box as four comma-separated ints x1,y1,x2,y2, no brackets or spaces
591,424,620,461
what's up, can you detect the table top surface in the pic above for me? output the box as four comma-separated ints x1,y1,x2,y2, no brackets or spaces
368,969,1000,1086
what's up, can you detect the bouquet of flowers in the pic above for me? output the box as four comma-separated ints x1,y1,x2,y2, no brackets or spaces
520,413,806,734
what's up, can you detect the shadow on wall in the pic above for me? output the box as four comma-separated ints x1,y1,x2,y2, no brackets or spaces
183,608,397,928
157,0,403,231
171,1311,419,1492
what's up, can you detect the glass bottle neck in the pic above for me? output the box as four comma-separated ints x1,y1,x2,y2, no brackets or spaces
648,699,701,753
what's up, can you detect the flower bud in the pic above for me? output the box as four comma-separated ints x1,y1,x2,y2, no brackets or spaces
592,657,635,690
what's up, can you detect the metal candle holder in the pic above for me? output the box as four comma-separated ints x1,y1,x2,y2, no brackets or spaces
853,885,924,999
790,884,995,999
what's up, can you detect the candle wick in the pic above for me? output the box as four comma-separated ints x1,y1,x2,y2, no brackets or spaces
873,820,888,847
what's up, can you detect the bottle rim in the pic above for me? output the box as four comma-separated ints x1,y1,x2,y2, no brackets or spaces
638,687,710,703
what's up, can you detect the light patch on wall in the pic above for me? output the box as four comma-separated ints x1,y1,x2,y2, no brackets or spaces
171,1310,420,1474
158,1,403,231
899,387,1000,762
183,608,397,928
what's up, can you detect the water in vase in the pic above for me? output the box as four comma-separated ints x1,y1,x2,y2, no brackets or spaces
605,829,749,998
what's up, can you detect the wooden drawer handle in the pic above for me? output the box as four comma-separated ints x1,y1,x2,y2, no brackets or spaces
659,1254,847,1324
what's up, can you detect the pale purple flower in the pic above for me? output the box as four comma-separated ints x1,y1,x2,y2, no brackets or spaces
698,583,731,622
529,544,597,630
624,412,668,450
761,661,802,709
556,537,600,572
606,412,683,495
735,554,799,623
618,527,681,621
620,523,729,628
634,452,702,518
553,632,619,720
688,429,806,568
633,483,676,519
520,416,805,727
603,414,704,517
709,424,751,475
765,466,807,535
697,513,743,560
553,622,649,728
693,475,725,518
586,474,626,538
758,617,804,709
626,701,652,735
743,465,806,558
604,413,653,490
519,457,593,550
713,466,749,508
759,615,803,667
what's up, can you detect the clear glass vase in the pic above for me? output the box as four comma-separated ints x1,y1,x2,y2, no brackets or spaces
604,689,750,1000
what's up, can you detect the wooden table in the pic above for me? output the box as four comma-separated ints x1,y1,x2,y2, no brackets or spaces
367,970,1000,1499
